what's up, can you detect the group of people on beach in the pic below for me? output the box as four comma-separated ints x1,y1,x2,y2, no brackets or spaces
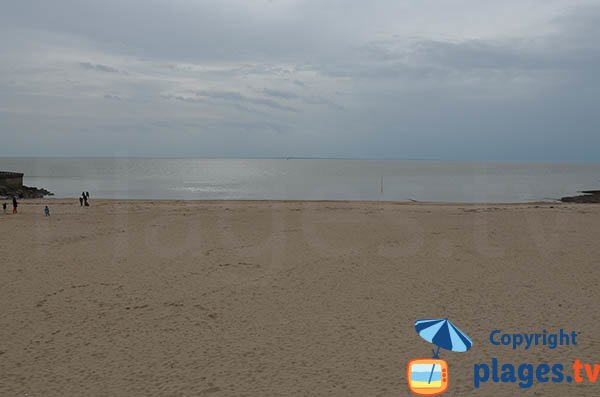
2,191,91,217
79,191,90,207
2,197,18,214
2,196,49,216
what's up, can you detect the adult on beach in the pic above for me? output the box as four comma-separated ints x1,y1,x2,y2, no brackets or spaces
2,202,6,214
79,197,83,206
12,197,18,214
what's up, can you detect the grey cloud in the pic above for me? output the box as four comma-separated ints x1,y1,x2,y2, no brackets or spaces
315,4,600,82
161,95,208,104
1,0,355,63
1,1,599,161
410,36,600,72
230,103,268,116
293,80,307,87
194,90,297,112
194,90,245,101
152,118,287,137
261,88,342,110
150,120,204,129
161,93,273,115
303,96,344,111
262,88,300,100
79,62,123,73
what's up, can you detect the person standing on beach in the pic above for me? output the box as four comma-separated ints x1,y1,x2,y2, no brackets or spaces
86,191,90,199
44,206,50,217
83,193,89,207
2,202,6,214
12,197,18,214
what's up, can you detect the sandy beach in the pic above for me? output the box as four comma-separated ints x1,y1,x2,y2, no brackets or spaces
1,199,599,396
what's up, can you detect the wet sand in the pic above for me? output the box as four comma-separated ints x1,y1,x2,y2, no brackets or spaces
1,200,599,396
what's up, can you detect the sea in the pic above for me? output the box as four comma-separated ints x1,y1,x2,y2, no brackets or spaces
0,158,598,203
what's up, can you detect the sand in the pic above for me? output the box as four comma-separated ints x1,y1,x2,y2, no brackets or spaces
1,199,599,396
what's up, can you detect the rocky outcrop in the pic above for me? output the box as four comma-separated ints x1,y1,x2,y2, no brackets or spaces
561,190,600,203
0,184,53,199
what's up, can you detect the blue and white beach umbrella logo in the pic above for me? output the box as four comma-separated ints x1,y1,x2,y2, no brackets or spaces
415,318,472,357
407,318,472,396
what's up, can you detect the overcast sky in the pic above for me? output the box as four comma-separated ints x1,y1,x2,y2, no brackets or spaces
1,0,599,161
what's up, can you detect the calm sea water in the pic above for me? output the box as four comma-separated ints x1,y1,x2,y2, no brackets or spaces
0,158,598,202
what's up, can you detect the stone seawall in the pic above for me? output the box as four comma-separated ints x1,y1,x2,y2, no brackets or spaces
0,184,53,199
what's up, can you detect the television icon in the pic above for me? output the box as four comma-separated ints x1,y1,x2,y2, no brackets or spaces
407,358,449,396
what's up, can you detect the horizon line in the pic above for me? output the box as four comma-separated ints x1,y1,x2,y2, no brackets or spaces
0,155,599,165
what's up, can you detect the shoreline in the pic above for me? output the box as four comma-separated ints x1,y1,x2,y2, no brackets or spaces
10,197,567,206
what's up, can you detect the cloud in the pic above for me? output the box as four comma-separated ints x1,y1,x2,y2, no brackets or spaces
261,88,343,110
293,80,307,87
79,62,123,73
194,90,298,112
0,1,599,160
161,94,207,104
262,88,300,100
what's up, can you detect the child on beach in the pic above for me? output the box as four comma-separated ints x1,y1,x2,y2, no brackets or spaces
44,206,50,217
